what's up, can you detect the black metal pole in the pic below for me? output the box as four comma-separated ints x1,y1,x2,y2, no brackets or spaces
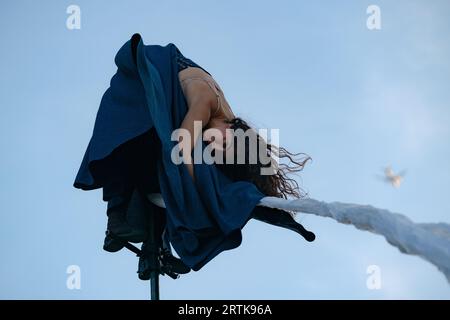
147,208,160,300
150,270,159,300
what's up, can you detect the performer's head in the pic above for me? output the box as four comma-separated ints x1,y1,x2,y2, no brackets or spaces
205,117,311,199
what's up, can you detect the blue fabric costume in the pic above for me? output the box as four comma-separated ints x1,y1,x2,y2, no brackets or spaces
73,33,265,271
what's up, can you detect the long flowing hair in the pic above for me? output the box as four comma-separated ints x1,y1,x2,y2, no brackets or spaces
215,117,311,199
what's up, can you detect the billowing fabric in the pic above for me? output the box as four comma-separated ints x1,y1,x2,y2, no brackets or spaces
73,33,265,271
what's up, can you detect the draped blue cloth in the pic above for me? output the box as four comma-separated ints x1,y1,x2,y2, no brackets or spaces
73,33,265,271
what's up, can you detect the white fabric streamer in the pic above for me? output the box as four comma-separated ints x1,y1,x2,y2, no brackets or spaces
259,196,450,283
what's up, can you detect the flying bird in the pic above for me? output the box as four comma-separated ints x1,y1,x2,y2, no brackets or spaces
380,166,407,188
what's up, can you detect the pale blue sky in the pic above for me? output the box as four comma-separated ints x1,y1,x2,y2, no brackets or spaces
1,0,449,299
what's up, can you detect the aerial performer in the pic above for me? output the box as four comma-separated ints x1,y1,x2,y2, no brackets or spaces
73,33,315,279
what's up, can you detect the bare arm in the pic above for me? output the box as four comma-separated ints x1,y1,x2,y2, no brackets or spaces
177,81,216,181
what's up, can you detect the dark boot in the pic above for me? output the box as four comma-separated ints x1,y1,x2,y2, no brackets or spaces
103,201,133,252
138,201,190,280
251,206,316,242
161,249,191,275
103,189,148,252
138,241,160,280
137,242,190,280
103,230,125,252
160,228,190,275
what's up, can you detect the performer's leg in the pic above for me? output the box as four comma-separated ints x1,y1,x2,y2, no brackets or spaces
138,202,190,279
103,187,149,252
160,226,191,274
